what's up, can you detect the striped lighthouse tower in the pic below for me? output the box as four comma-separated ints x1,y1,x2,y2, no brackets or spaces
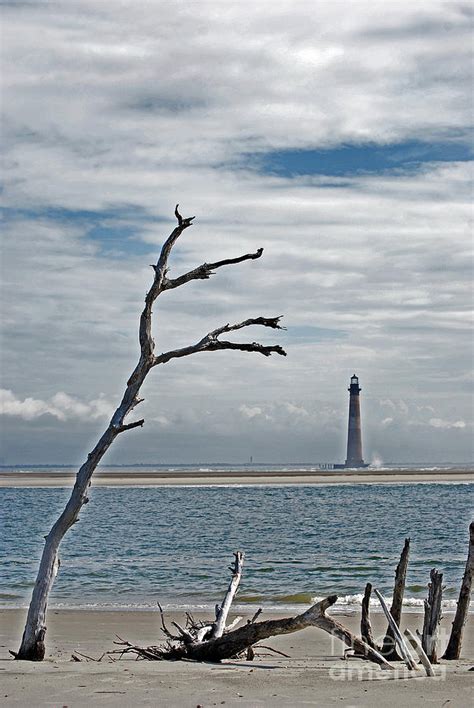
345,374,366,468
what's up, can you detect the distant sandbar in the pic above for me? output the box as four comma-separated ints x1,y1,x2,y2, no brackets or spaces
0,468,472,487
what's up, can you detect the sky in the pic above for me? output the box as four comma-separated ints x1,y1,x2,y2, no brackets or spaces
1,0,473,465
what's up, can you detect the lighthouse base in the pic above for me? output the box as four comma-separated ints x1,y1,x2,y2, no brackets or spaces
334,462,370,470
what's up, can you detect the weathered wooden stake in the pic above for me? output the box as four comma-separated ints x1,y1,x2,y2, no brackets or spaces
381,537,410,659
361,582,376,649
421,568,443,663
442,521,474,660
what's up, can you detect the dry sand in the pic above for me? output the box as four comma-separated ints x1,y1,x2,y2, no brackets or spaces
0,468,472,487
1,609,472,707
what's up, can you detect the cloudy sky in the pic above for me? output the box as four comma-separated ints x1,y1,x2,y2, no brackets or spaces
1,0,473,465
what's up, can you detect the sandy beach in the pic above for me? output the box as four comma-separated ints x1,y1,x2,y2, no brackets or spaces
0,468,472,487
1,609,472,707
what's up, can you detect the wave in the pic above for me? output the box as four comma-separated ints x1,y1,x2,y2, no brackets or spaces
310,593,459,611
0,595,467,613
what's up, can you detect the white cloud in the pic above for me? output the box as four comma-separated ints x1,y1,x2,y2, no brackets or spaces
0,389,114,422
381,417,394,427
429,417,466,429
284,403,310,417
151,415,171,427
239,405,263,419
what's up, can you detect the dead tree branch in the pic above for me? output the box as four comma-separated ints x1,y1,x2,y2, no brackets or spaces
381,537,410,660
108,595,391,667
404,629,434,677
421,568,443,663
162,248,264,290
16,207,285,661
212,552,244,638
443,521,474,660
374,589,418,671
361,582,376,650
153,317,287,365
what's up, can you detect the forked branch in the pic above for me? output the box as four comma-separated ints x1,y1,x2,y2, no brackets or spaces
138,204,195,360
154,316,287,366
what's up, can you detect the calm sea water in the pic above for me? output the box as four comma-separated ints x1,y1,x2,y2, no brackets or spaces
1,482,473,612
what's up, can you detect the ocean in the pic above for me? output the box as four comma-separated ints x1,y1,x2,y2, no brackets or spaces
1,474,473,613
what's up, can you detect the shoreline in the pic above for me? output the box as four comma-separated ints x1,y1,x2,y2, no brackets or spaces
0,468,472,487
0,603,466,615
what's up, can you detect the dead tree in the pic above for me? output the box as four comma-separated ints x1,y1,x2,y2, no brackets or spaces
14,207,286,661
105,553,392,668
381,537,410,659
110,598,391,666
421,569,443,663
443,521,474,660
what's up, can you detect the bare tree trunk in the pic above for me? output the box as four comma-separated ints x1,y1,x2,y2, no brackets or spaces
421,568,443,663
381,537,410,660
361,582,376,649
14,207,286,661
14,426,124,660
212,552,244,638
442,521,474,660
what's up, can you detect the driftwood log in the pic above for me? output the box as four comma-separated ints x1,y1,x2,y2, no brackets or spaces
381,537,410,659
102,553,392,668
14,208,286,661
443,521,474,660
110,600,391,666
421,568,443,663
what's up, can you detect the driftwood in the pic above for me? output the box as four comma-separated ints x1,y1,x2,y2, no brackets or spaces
361,582,376,649
443,521,474,660
404,629,435,677
110,600,391,666
374,589,418,671
381,537,410,659
212,552,244,638
421,568,443,663
14,207,286,661
100,553,392,668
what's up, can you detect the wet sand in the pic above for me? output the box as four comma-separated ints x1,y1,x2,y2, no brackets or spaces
1,609,472,707
0,468,472,487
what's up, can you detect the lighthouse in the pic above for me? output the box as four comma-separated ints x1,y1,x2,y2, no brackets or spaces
345,374,367,468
